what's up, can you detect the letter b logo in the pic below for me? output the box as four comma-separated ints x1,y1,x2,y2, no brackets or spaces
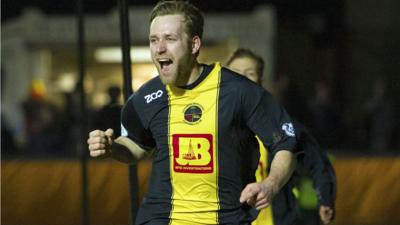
172,134,213,173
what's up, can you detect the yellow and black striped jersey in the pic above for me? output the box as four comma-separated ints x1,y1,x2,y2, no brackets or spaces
252,137,274,225
121,62,297,225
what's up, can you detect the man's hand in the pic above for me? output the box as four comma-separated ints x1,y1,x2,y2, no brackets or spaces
239,179,279,210
319,205,334,224
87,129,114,158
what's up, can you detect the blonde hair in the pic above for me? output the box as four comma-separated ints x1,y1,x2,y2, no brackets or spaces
226,48,265,84
150,0,204,39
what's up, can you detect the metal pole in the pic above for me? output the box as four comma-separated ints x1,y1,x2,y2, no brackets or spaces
76,0,89,224
118,0,134,99
117,0,138,224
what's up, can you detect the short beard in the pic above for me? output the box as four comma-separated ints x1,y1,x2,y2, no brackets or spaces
160,54,195,86
175,59,195,86
159,73,175,85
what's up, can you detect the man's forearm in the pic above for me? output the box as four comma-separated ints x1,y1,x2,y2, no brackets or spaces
263,150,296,191
110,136,149,164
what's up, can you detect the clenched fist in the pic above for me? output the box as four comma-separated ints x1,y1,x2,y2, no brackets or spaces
87,128,114,158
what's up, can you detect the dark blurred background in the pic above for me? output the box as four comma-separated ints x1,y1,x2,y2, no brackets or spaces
1,0,400,225
2,0,400,156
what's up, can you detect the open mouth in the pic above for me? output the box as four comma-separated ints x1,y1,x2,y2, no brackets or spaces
158,58,173,70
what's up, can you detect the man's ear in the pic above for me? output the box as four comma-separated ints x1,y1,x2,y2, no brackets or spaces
191,36,201,55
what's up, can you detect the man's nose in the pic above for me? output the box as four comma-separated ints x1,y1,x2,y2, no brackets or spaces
156,40,166,53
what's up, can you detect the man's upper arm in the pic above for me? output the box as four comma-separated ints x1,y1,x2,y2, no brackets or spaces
121,97,156,151
243,87,297,155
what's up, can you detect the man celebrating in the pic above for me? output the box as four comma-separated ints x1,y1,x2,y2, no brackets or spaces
88,1,297,224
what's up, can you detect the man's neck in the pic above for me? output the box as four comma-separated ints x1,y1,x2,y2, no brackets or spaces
186,62,203,85
174,61,202,87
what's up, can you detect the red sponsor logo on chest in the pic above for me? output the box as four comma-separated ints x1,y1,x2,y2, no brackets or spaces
172,134,213,173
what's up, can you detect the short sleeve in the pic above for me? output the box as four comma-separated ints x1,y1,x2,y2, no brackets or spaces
243,87,297,155
121,98,156,151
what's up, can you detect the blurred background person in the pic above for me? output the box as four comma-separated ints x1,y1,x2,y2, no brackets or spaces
90,86,123,136
226,48,336,225
364,77,395,152
308,81,343,149
20,80,66,156
270,70,313,129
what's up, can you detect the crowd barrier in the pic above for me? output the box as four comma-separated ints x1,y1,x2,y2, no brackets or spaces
2,157,399,225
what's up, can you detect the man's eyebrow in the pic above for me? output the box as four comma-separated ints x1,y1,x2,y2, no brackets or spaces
149,33,176,37
149,34,158,39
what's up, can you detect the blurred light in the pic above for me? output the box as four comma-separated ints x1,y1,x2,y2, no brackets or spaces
93,92,108,108
131,64,158,91
94,47,152,63
56,73,76,92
